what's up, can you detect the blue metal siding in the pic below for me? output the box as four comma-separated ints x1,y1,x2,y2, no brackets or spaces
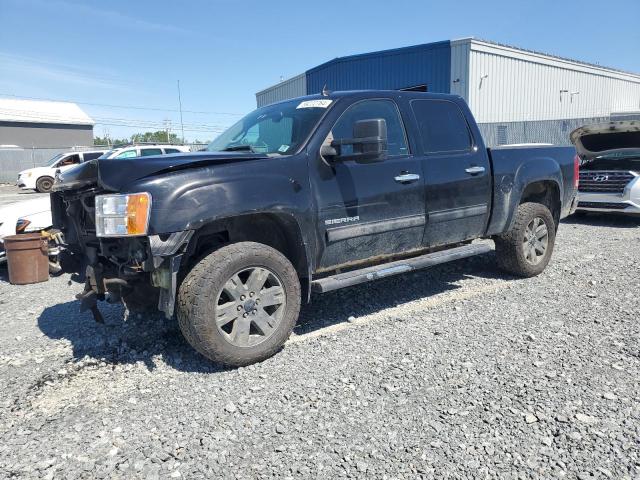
305,41,451,96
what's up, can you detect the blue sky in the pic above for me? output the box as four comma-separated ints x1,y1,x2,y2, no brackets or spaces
0,0,638,142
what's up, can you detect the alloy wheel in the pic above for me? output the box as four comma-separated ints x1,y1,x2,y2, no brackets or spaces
522,216,549,265
214,267,286,347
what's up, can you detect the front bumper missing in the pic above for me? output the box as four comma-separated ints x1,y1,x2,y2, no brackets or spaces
76,230,194,322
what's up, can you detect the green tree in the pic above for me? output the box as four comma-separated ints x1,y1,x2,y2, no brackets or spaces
94,135,128,146
131,131,181,144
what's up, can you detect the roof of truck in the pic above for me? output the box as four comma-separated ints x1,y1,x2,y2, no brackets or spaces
268,90,462,106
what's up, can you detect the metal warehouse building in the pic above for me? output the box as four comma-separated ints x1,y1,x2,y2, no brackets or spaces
0,98,94,148
256,38,640,146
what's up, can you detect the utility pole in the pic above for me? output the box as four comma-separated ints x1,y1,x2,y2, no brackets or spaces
163,118,171,143
177,80,185,144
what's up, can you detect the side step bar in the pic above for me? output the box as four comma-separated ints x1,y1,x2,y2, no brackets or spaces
311,243,492,294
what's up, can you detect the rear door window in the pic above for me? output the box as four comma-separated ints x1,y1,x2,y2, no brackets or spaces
410,99,472,153
140,148,163,157
82,152,103,161
163,148,181,154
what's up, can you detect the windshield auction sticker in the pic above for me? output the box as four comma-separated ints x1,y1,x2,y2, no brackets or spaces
296,99,333,109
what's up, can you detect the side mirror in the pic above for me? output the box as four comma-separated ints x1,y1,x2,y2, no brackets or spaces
324,118,388,163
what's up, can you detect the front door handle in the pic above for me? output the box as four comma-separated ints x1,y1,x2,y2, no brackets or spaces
394,173,420,184
465,166,486,175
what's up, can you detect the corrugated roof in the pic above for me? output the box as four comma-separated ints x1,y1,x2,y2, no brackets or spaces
467,38,640,78
0,98,94,126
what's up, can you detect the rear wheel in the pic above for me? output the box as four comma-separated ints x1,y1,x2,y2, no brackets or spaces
36,176,54,193
177,242,300,366
494,202,556,277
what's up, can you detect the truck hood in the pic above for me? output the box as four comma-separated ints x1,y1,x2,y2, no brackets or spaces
53,151,269,192
570,121,640,160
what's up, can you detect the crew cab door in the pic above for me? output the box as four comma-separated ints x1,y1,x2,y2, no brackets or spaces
311,98,426,269
409,99,491,246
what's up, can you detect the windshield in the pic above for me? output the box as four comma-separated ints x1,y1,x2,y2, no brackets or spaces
46,153,65,166
207,98,332,155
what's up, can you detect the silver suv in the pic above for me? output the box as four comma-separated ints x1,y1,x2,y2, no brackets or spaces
571,122,640,215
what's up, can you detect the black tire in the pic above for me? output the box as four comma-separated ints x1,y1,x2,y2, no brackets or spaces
494,202,556,277
177,241,301,367
36,176,54,193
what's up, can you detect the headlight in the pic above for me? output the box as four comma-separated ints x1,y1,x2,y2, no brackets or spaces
95,192,151,237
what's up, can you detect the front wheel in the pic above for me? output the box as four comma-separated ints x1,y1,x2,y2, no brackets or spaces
494,202,556,277
36,176,54,193
177,242,301,366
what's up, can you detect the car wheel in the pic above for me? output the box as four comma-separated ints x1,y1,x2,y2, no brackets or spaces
494,202,556,277
36,176,54,193
177,241,301,367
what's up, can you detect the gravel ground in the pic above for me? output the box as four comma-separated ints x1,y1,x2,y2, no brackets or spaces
0,214,639,479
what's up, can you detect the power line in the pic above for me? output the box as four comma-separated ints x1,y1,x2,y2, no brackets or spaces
0,92,245,116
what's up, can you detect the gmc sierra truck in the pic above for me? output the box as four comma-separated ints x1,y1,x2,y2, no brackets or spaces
51,90,579,366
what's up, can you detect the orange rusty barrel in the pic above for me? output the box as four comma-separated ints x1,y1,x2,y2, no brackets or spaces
4,232,49,285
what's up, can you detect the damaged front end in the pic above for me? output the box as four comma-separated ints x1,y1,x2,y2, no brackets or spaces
51,162,192,321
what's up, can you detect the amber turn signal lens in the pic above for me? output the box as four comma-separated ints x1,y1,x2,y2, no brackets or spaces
125,193,151,235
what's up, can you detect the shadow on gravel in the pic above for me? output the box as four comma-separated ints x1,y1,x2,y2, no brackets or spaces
37,300,231,374
295,251,509,336
0,266,9,283
562,213,640,229
37,251,508,372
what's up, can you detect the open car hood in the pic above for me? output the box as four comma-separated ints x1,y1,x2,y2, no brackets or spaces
570,121,640,160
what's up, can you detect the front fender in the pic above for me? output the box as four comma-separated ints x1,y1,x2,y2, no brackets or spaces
123,155,316,271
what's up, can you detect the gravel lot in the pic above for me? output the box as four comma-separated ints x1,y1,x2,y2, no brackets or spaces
0,213,639,479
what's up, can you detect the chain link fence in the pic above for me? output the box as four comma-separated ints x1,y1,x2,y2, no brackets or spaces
479,113,640,147
0,143,208,183
2,113,640,183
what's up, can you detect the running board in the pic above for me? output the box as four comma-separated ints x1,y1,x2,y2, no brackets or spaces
311,243,492,294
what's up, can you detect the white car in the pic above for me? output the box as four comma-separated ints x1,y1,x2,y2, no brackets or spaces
571,121,640,215
0,196,53,264
17,146,191,193
18,150,107,193
98,144,190,159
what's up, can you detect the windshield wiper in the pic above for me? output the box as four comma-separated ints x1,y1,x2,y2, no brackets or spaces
220,144,255,153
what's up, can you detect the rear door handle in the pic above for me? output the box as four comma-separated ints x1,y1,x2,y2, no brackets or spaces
465,166,486,175
394,173,420,184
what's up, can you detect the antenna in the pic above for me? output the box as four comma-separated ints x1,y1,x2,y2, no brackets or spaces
321,84,330,97
177,80,185,144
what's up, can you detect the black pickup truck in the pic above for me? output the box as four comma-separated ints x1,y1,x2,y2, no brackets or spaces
52,90,578,366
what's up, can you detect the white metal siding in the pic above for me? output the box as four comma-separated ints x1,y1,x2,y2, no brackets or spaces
255,74,306,107
467,40,640,124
